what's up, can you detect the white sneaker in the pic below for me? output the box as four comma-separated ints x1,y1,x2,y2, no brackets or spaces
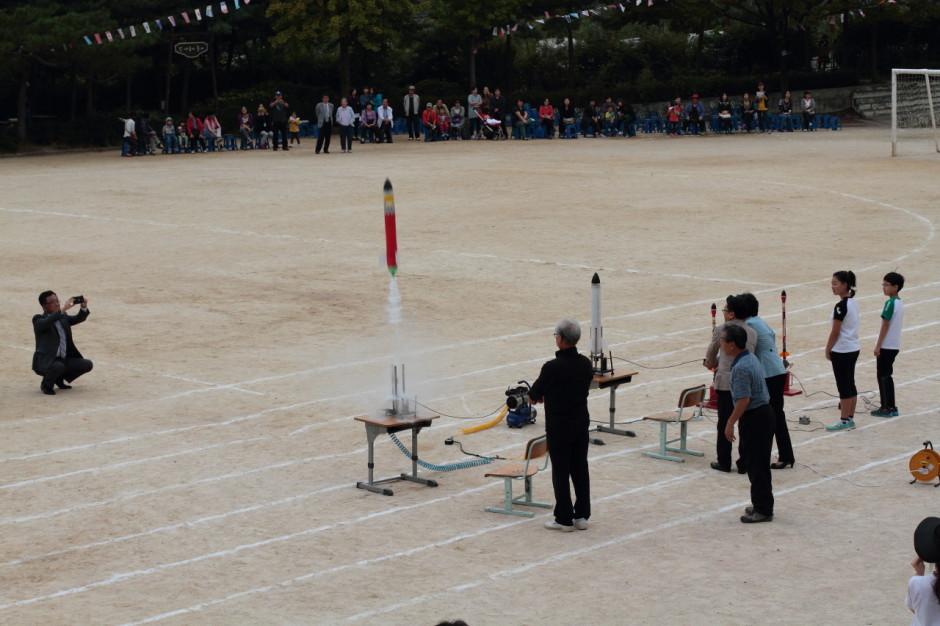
544,520,574,532
573,518,588,530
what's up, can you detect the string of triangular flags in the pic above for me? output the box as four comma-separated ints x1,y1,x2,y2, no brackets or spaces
80,0,251,47
490,0,899,38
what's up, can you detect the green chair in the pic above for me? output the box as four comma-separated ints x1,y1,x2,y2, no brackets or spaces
484,435,551,517
642,385,707,463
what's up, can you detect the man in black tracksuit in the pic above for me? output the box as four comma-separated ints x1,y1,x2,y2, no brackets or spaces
528,318,594,532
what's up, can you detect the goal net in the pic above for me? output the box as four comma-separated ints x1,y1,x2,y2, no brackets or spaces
891,69,940,156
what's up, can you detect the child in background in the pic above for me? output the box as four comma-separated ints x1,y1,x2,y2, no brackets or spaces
162,117,179,154
666,98,682,136
177,123,189,152
289,112,301,145
872,272,905,417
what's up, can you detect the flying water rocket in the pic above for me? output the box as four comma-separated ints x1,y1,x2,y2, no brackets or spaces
590,273,613,374
384,179,398,277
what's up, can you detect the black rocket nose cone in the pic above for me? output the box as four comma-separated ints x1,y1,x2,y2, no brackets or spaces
592,272,600,284
384,178,392,191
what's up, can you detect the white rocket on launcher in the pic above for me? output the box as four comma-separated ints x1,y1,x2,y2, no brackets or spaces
590,272,612,374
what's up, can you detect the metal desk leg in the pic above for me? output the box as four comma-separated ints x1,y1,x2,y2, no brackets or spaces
400,422,438,487
356,422,394,496
595,382,636,438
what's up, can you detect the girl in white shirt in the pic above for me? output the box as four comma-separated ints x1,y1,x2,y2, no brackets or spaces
825,270,860,431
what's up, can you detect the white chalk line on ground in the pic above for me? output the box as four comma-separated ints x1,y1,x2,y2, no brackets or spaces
7,284,936,469
3,396,934,614
5,277,937,432
342,450,912,623
3,312,937,498
117,475,693,626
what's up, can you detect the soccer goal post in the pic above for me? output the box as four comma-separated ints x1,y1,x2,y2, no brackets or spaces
891,68,940,157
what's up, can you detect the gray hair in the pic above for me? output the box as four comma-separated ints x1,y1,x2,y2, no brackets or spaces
555,318,582,346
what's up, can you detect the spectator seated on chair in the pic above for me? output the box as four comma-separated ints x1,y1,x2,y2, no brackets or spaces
512,98,534,140
666,98,682,135
203,113,223,151
538,98,555,138
683,94,706,135
161,117,180,154
359,102,377,143
618,100,637,137
421,102,439,141
740,93,756,133
559,98,577,138
801,91,816,131
581,99,601,136
186,111,206,153
450,100,466,139
254,106,271,149
176,123,189,152
137,113,159,155
236,106,254,149
717,93,734,134
434,99,451,139
603,104,619,136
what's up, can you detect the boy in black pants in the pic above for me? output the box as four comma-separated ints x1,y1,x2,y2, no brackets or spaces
872,272,905,417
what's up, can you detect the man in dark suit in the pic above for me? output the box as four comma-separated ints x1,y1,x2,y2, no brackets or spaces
32,291,93,395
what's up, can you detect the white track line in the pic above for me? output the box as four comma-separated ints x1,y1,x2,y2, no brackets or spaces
4,399,934,614
343,451,910,623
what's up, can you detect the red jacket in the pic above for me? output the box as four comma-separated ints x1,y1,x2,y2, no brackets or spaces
186,117,204,136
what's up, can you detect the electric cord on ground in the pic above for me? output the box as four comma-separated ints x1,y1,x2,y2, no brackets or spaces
794,463,916,487
414,401,506,420
613,356,702,370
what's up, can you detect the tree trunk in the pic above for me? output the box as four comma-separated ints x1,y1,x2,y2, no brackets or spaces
210,34,219,113
17,75,28,140
566,22,575,90
69,68,78,123
181,64,190,113
339,38,351,98
165,34,174,116
469,36,477,89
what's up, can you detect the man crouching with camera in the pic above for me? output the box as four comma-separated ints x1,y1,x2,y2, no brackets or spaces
527,318,595,532
32,291,93,395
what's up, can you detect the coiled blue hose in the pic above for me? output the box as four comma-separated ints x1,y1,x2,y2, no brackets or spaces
388,432,493,471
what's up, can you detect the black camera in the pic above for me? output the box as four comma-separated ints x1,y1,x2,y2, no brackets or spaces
73,295,84,304
505,381,531,410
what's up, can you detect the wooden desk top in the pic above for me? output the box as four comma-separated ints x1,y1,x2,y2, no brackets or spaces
355,413,438,429
592,369,639,387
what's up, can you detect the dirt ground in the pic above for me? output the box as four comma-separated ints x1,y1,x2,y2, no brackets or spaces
1,123,938,625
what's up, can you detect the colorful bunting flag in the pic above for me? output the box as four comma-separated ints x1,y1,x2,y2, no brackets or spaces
95,33,102,44
156,19,163,30
182,12,190,23
130,25,137,37
222,2,229,14
195,8,202,20
105,31,113,42
206,5,214,18
118,28,125,39
84,35,93,45
168,15,176,27
143,21,151,33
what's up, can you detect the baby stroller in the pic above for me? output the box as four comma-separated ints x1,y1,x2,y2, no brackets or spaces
477,110,504,140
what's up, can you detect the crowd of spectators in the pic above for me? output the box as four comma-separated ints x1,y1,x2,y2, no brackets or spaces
119,82,824,156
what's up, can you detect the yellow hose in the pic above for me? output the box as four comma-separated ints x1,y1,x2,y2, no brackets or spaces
460,406,508,435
